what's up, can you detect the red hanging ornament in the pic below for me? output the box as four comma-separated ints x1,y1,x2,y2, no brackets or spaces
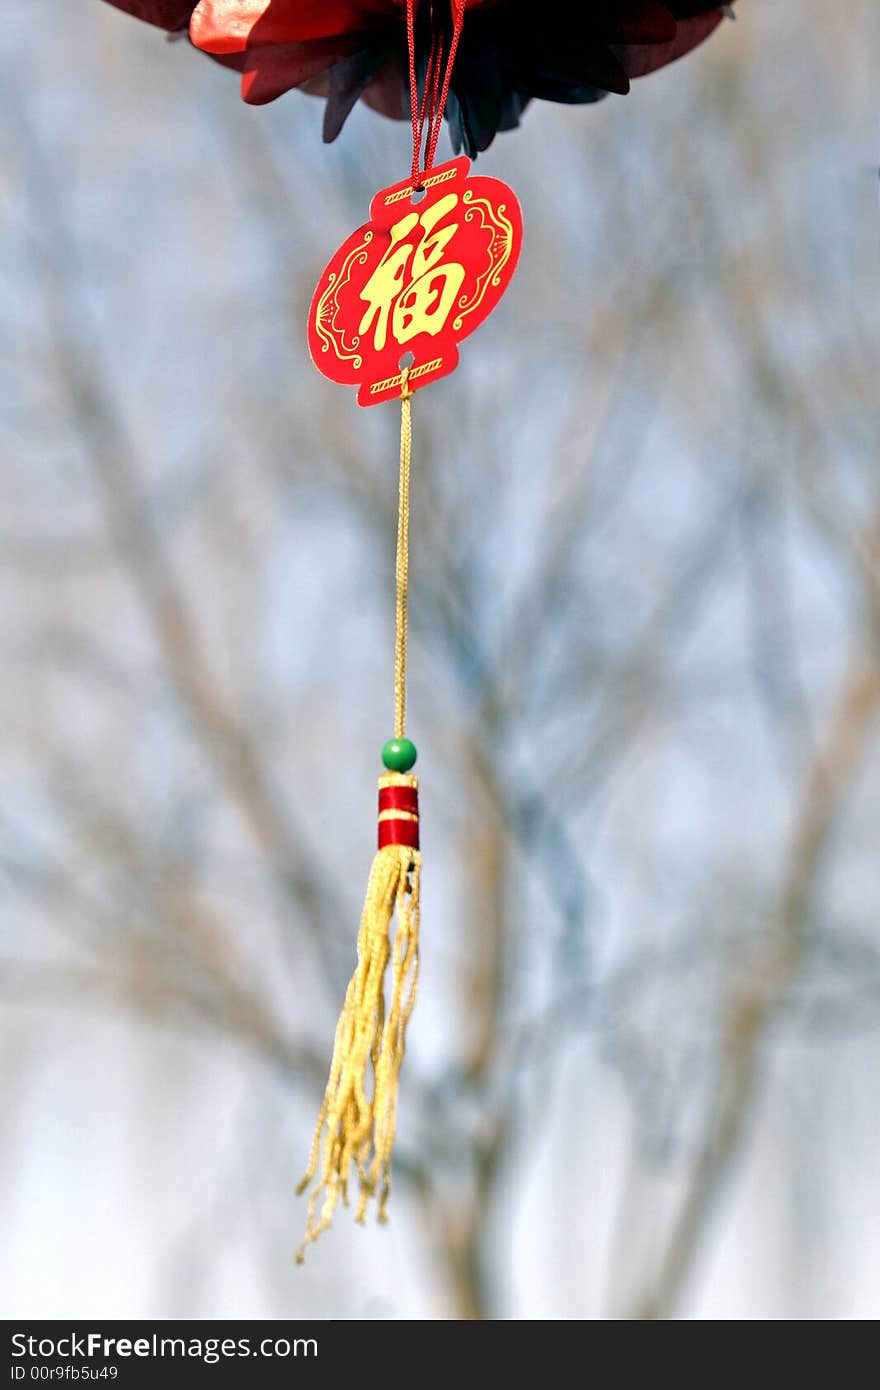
308,156,522,406
295,0,519,1257
102,2,736,154
99,0,738,1260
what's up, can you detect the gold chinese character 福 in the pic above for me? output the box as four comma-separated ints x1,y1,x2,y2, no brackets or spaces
359,193,466,352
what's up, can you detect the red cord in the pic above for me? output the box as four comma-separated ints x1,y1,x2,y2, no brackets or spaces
406,0,465,184
424,2,464,175
406,0,421,183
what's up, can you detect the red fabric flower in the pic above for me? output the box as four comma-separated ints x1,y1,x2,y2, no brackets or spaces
102,2,735,152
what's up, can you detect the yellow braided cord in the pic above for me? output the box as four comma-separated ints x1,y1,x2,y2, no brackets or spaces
296,376,420,1261
395,372,413,740
296,835,421,1260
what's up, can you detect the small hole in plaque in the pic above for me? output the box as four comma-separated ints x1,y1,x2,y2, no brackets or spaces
410,186,427,204
399,352,415,371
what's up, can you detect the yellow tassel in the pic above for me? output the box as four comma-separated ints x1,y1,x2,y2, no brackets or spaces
297,371,421,1259
296,828,421,1260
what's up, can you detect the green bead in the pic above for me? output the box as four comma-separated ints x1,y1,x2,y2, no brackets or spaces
381,737,417,773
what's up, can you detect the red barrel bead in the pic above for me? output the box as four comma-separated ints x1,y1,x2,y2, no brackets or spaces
378,780,420,851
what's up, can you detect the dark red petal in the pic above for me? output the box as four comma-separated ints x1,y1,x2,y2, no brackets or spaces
239,33,374,104
360,59,409,121
525,37,632,97
191,0,392,55
589,0,678,44
621,10,725,78
322,43,395,140
102,0,195,28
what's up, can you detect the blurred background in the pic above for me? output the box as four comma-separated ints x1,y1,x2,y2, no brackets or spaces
2,2,879,1320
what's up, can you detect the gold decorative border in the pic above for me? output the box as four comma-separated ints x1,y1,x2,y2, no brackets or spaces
312,230,373,367
452,191,514,331
384,165,458,206
369,357,444,395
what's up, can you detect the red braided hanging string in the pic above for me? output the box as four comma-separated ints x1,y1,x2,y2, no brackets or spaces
424,0,464,175
406,0,422,183
405,0,465,185
424,8,443,159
